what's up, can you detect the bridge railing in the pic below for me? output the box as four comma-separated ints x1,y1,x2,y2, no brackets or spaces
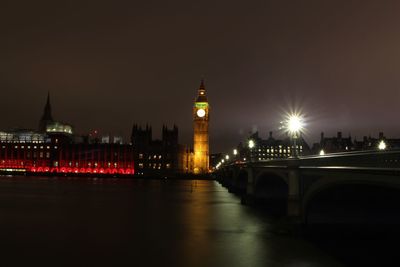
229,149,400,169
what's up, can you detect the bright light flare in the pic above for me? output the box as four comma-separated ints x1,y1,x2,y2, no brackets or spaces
319,149,325,156
378,140,387,150
286,114,304,134
248,139,255,149
233,149,238,155
225,155,230,160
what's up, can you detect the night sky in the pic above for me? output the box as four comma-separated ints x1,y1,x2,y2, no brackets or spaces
1,0,400,153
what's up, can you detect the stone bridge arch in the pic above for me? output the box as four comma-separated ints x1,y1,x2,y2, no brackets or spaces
303,173,400,225
252,169,289,214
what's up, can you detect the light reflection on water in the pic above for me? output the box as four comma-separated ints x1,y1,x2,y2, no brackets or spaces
0,176,341,266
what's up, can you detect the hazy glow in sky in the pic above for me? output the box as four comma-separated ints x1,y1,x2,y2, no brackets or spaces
0,0,399,152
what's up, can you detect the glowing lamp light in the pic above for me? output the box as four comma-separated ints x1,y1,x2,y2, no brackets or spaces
233,149,238,155
248,140,255,149
319,149,325,156
287,114,303,135
225,155,230,160
221,159,225,163
378,140,387,150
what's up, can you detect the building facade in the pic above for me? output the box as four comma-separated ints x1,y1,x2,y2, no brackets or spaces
312,131,400,154
0,94,135,176
193,80,210,174
131,124,190,175
0,142,134,176
233,131,311,165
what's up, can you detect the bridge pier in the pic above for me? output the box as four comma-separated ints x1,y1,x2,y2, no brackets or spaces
287,168,302,221
240,167,256,204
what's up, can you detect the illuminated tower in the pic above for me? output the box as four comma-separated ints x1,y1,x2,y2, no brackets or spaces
193,80,209,174
38,92,54,132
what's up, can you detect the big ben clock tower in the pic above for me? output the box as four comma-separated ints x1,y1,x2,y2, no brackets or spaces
193,80,210,174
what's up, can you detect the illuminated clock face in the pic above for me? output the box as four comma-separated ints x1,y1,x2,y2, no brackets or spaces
197,109,206,118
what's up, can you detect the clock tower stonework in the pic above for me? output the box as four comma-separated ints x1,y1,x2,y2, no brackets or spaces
193,80,210,174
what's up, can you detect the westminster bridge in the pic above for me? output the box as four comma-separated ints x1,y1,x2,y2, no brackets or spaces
214,149,400,224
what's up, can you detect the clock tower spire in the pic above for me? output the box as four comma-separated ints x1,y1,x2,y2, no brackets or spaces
193,79,210,174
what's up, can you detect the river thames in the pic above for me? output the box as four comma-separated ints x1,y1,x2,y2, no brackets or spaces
0,176,393,266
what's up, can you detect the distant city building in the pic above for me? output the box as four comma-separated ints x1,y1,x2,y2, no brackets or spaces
236,131,311,162
101,135,123,144
311,132,353,154
193,80,210,174
0,129,47,143
131,124,190,175
312,131,400,154
0,94,134,176
38,92,75,145
0,142,134,176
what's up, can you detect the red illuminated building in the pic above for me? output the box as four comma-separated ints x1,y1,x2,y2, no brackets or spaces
0,94,134,177
0,143,134,176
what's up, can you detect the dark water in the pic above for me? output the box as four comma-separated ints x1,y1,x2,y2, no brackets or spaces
0,176,345,266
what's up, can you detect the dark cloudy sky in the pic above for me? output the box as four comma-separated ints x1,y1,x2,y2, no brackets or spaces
1,0,400,152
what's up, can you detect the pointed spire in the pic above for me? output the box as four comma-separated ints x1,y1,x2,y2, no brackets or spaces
46,91,51,107
44,91,52,120
38,92,54,132
199,79,205,90
196,79,208,102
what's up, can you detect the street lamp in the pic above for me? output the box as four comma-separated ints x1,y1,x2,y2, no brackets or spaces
248,139,255,149
285,114,304,158
378,140,387,150
248,139,255,162
225,155,230,160
233,149,238,156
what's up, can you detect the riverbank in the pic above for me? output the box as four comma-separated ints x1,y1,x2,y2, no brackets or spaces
0,170,214,180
